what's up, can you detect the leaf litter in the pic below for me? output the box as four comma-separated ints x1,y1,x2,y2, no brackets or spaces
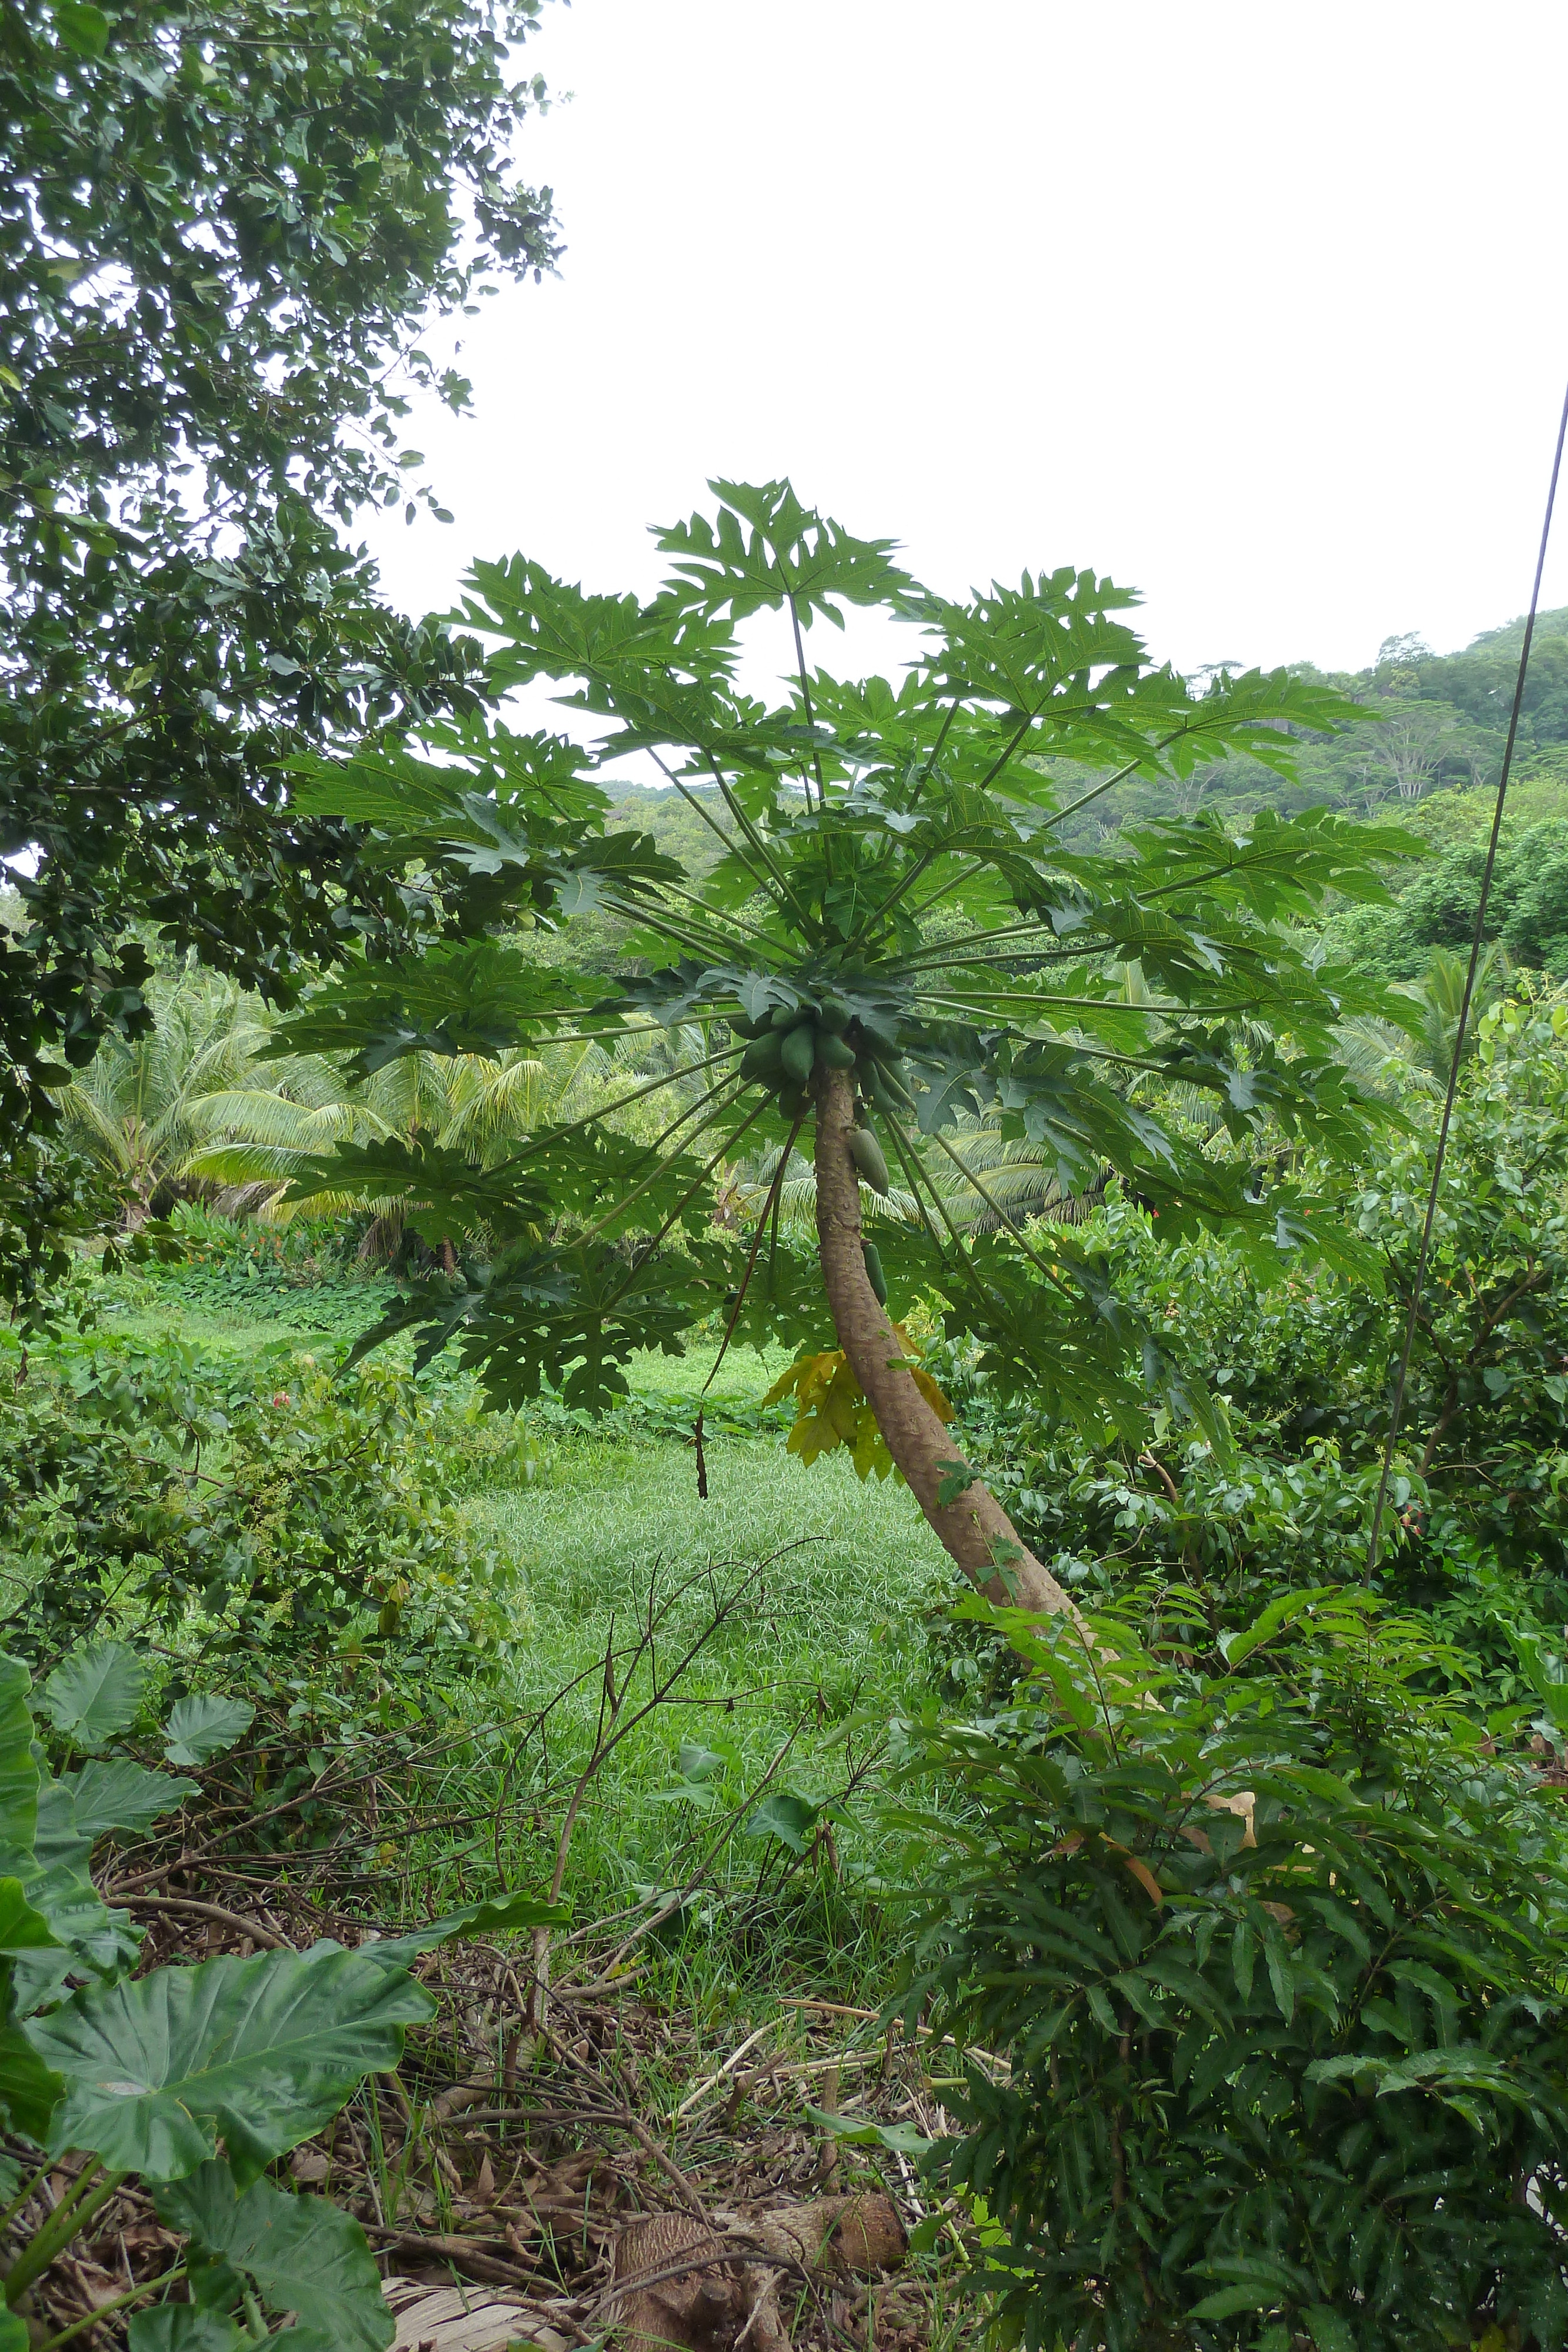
8,1884,978,2352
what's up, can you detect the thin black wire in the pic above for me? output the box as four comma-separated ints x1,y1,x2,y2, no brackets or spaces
1365,372,1568,1576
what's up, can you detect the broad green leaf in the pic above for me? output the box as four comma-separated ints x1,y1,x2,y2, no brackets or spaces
162,1700,255,1772
66,1759,200,1839
804,2104,933,2156
0,2021,63,2139
156,2160,393,2352
0,2310,27,2352
17,1778,141,1989
0,1655,38,1859
53,0,111,56
27,1946,433,2185
743,1792,820,1853
128,2310,243,2351
263,940,603,1075
1188,2285,1280,2319
337,1890,570,1973
39,1642,146,1750
0,1877,61,1956
1304,2309,1356,2352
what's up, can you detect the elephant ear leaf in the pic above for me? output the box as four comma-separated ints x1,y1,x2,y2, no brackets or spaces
39,1643,146,1751
340,1889,570,1973
26,1946,433,2186
161,1698,255,1772
0,1879,60,1957
0,2020,63,2141
0,1655,38,1858
154,2160,392,2352
127,2308,243,2350
65,1759,199,1840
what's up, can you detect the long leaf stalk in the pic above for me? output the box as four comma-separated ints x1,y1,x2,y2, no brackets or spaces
918,1121,1075,1293
701,1104,809,1394
599,1089,780,1315
490,1043,746,1165
4,2167,126,2304
647,750,780,904
563,1074,753,1254
703,756,822,941
32,2265,189,2352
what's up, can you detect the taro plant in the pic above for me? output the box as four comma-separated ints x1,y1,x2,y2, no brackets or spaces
0,1645,563,2346
892,1591,1568,2352
275,479,1417,1613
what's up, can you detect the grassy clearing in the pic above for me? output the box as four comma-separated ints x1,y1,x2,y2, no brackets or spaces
93,1277,953,2011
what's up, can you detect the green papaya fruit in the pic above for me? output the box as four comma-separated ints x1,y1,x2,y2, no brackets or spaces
862,1054,915,1114
740,1033,785,1081
814,1030,857,1070
778,1084,809,1120
848,1124,891,1195
729,1011,769,1041
781,1023,817,1085
817,998,851,1035
862,1241,888,1305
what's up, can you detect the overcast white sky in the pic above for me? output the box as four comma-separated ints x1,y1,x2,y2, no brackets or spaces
362,0,1568,686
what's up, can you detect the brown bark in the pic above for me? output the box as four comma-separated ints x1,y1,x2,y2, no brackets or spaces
811,1063,1086,1626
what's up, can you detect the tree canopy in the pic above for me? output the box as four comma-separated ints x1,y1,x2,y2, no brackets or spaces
0,0,558,1155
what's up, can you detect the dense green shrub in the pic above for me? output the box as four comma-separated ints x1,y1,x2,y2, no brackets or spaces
0,1331,526,1674
897,1595,1568,2351
930,988,1568,1704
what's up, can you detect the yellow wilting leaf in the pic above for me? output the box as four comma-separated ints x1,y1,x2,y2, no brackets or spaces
762,1325,948,1483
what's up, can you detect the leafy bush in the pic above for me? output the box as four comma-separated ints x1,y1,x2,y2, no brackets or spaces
931,987,1568,1706
895,1593,1568,2351
0,1332,526,1681
112,1202,396,1337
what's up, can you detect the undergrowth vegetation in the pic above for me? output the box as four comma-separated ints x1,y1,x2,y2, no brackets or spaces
8,973,1568,2347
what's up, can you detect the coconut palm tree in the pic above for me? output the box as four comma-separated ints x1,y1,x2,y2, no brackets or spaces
57,970,266,1224
1334,944,1509,1098
183,1020,717,1257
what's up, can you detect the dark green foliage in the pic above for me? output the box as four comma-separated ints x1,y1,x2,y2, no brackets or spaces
1325,819,1568,982
897,1601,1568,2351
120,1205,394,1335
932,988,1568,1702
0,1646,556,2343
0,1333,517,1672
0,0,557,1150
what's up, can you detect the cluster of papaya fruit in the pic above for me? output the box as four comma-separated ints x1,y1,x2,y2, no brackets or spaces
730,994,912,1302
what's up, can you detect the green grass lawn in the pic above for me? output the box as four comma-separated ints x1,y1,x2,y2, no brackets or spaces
93,1271,953,1996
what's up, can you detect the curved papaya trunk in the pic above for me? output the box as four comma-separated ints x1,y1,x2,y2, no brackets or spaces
812,1064,1086,1626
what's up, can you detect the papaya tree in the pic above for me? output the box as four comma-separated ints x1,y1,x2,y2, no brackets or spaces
276,481,1413,1615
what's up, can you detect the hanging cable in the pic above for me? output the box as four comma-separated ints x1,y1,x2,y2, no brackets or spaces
1364,373,1568,1576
